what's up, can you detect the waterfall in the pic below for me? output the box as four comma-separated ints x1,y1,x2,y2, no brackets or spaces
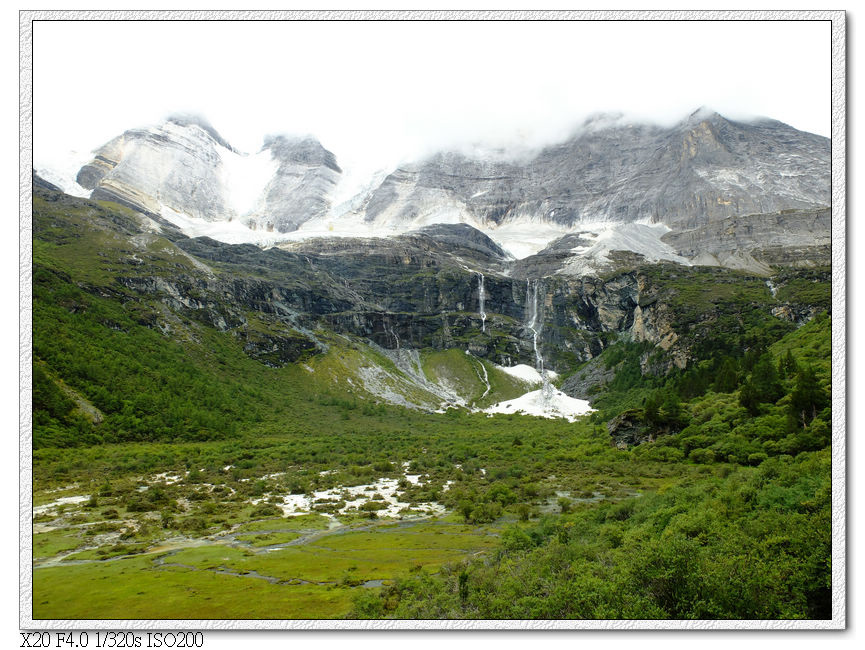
525,279,543,373
386,323,400,350
478,359,491,399
526,279,553,404
466,350,491,402
478,273,487,333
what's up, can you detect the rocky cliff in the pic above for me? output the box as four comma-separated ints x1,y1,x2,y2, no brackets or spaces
361,110,829,234
33,180,831,413
661,207,831,271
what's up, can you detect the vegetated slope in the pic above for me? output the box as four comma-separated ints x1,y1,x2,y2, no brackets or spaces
354,449,830,619
32,192,311,446
32,188,534,447
32,183,831,447
352,310,832,620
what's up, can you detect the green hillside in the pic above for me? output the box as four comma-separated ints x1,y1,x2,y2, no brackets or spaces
30,189,833,620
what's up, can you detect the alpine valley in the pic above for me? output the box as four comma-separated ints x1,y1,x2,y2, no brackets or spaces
31,109,832,621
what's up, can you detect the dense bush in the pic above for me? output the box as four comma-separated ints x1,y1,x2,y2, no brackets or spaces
353,451,831,620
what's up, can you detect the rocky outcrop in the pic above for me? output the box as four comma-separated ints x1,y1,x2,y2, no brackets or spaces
662,208,831,273
237,326,319,367
560,355,617,401
607,410,652,449
409,223,509,260
630,302,686,370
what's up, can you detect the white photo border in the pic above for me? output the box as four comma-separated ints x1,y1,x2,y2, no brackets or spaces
19,8,847,631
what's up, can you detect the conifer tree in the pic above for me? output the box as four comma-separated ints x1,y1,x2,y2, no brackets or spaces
790,365,829,427
713,357,739,393
751,354,784,404
778,349,798,379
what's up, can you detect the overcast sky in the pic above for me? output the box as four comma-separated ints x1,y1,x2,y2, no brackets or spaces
33,19,831,177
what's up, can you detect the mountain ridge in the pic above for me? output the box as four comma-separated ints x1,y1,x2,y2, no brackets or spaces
41,108,830,276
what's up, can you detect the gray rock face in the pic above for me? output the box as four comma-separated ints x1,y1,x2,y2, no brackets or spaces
661,207,831,267
606,410,652,449
361,109,829,241
408,223,509,260
243,135,342,233
76,117,234,221
164,113,237,152
560,354,617,401
33,172,61,192
593,111,829,230
364,153,531,225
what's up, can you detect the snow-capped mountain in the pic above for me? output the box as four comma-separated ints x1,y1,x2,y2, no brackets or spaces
363,109,828,233
70,115,342,235
75,116,237,222
39,109,831,276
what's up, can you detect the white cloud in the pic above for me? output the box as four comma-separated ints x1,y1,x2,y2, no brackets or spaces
32,18,830,179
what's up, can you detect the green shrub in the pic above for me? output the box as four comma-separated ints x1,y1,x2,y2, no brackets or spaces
251,503,282,517
689,448,716,464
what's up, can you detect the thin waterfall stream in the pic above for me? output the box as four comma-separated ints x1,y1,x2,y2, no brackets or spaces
478,273,487,333
526,279,553,406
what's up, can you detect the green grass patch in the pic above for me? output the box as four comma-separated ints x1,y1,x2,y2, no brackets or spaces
234,531,301,547
34,555,354,619
34,531,84,559
235,514,331,533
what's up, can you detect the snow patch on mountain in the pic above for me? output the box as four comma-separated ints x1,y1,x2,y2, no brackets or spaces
560,221,690,275
497,364,559,384
486,219,572,259
484,388,593,422
217,146,279,216
329,167,392,217
34,149,94,198
283,210,392,241
158,205,283,246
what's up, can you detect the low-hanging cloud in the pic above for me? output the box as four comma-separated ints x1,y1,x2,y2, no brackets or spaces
33,19,830,179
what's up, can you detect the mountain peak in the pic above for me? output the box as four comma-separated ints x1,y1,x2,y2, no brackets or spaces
262,134,342,173
579,112,627,132
683,106,725,125
165,113,236,152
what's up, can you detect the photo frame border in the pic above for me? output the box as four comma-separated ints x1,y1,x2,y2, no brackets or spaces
18,8,847,631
